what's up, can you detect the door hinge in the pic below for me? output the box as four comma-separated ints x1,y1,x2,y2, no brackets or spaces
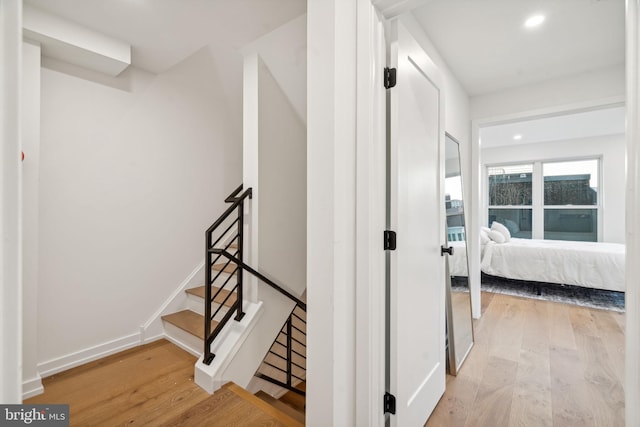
384,67,397,89
384,230,397,251
384,392,396,415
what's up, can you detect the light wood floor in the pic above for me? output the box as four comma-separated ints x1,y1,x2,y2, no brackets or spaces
426,291,625,427
25,340,302,426
24,292,624,426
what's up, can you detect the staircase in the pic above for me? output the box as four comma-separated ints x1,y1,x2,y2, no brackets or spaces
163,382,304,427
159,184,306,411
255,382,306,424
160,262,238,355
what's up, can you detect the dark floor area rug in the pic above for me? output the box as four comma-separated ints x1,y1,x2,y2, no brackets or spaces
480,274,625,312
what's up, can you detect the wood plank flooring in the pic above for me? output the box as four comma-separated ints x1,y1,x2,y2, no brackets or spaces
24,292,623,426
24,340,302,426
426,291,625,427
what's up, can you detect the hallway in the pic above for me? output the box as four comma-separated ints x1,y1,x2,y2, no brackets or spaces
426,292,625,426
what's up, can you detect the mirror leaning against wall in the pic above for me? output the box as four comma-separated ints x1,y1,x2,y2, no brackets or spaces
444,133,474,375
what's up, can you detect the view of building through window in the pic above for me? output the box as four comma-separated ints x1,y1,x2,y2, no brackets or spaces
445,176,465,241
488,164,533,238
488,159,599,241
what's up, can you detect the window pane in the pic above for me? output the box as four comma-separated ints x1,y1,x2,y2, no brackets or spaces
488,208,532,238
488,164,533,206
445,179,465,241
543,159,598,205
544,209,597,241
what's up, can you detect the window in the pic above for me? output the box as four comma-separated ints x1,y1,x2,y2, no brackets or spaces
487,159,600,242
445,175,465,241
543,159,598,241
487,164,533,238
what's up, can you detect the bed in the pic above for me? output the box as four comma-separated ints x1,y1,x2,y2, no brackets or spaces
447,240,470,277
480,238,625,292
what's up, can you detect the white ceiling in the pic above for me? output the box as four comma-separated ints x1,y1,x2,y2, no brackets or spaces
24,0,624,97
24,0,625,147
480,106,626,148
24,0,306,74
412,0,625,97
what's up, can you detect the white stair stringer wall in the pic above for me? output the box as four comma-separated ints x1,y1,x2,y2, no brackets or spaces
139,219,241,346
195,15,307,395
139,261,205,346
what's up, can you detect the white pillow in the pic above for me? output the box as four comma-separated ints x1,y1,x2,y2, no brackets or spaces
488,229,506,243
491,221,511,242
480,229,490,245
481,226,491,234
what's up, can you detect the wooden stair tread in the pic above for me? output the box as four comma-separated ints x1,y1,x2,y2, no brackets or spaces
185,286,237,307
162,382,304,427
255,391,305,424
211,263,237,274
278,382,306,413
161,310,217,340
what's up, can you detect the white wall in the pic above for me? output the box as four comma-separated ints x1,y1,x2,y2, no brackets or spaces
482,134,626,244
0,0,23,404
22,40,43,398
223,50,307,391
242,14,307,125
403,13,471,147
36,46,242,375
257,60,307,296
471,64,625,120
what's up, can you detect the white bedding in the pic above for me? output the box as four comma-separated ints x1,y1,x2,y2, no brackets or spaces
447,240,469,277
481,238,625,292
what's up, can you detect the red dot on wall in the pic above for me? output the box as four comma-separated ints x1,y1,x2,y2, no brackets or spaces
21,151,24,161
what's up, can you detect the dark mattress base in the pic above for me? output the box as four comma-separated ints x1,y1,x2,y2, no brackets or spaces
478,273,625,312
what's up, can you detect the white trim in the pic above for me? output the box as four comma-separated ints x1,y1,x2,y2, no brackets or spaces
0,0,23,404
306,0,358,424
37,332,143,378
470,97,626,319
139,260,204,342
243,52,260,304
626,2,639,426
355,1,386,425
371,0,430,18
194,301,264,394
22,375,44,400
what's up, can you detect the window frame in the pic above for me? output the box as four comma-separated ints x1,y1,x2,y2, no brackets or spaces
484,156,602,241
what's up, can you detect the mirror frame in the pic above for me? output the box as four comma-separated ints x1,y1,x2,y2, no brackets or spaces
444,132,474,375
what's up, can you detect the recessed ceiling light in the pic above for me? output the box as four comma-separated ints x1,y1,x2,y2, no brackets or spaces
513,134,523,140
524,14,545,28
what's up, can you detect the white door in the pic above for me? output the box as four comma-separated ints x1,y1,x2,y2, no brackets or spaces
388,19,446,426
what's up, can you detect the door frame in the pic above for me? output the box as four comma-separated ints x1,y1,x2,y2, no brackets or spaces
307,0,640,426
469,96,625,319
625,2,640,425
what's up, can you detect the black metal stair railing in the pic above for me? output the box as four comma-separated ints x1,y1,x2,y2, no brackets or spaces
203,184,252,365
203,184,307,398
255,303,306,396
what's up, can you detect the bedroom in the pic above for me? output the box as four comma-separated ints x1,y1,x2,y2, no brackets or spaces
414,0,627,315
428,1,630,423
477,107,626,300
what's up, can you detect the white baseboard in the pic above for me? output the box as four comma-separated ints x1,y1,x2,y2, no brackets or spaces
22,375,44,400
38,332,142,378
